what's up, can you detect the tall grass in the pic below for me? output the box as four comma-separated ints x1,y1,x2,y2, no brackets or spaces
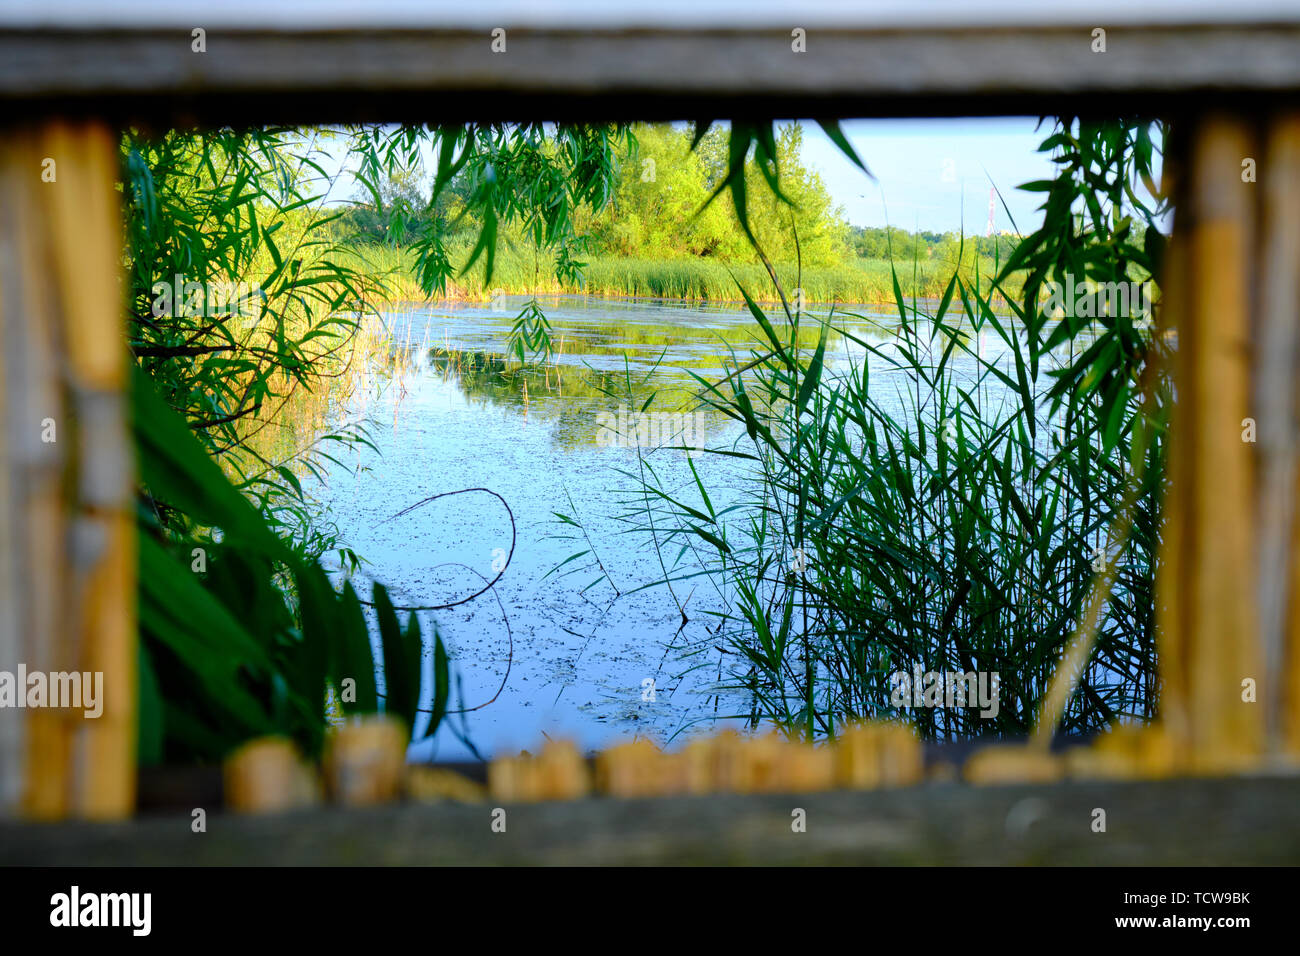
580,264,1169,742
336,239,1021,306
123,129,463,764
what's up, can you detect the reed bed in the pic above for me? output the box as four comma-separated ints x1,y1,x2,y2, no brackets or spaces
576,266,1169,743
334,240,1020,306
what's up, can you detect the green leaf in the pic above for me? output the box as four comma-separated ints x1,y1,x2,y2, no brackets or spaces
427,626,450,739
335,581,379,713
132,365,287,559
137,642,164,767
794,313,830,418
374,583,418,737
816,119,874,179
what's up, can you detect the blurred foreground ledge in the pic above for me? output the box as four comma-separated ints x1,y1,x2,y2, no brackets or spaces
5,22,1300,123
3,775,1298,865
4,10,1300,835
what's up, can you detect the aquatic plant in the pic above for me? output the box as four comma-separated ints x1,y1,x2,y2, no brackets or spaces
561,118,1171,742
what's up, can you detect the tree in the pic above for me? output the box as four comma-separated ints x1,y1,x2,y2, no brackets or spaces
738,123,852,267
586,123,737,258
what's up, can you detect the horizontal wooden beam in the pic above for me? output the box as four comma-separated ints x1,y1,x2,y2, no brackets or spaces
3,23,1300,124
4,776,1299,864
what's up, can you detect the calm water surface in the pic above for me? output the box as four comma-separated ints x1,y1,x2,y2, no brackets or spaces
312,295,1013,761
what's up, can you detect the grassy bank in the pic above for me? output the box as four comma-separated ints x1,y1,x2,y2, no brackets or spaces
336,241,1022,307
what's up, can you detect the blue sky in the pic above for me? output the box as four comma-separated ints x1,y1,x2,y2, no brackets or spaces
315,114,1165,240
801,117,1059,234
315,118,1066,237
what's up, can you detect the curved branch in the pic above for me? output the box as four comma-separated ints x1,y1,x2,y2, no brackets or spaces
372,560,514,716
358,487,517,611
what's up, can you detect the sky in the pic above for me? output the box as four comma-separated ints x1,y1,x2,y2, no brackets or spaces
313,117,1064,237
802,117,1057,234
3,0,1190,235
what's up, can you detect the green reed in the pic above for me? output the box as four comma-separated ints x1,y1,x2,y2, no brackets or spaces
336,239,1018,306
584,260,1168,742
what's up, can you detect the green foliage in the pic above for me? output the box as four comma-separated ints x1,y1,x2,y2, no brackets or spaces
563,119,1171,742
331,122,1020,313
121,127,383,565
562,121,855,267
849,226,1018,266
343,124,632,295
997,118,1169,443
509,298,555,364
337,241,1016,306
122,126,470,764
133,365,450,762
583,123,739,259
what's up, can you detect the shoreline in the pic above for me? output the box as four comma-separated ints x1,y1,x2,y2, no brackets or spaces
359,288,1014,312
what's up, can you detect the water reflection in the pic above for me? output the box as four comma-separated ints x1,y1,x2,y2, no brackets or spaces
317,294,1043,760
375,294,1002,452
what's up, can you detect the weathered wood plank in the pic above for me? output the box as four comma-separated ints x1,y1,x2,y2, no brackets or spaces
1256,114,1300,755
3,776,1298,865
0,130,73,820
0,122,133,821
1187,117,1262,770
4,24,1300,122
39,121,135,820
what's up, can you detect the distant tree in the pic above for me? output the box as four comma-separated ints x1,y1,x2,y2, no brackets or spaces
739,123,852,267
587,122,853,267
337,163,448,244
586,124,737,258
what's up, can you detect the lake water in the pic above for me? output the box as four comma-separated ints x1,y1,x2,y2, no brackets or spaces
311,294,1015,761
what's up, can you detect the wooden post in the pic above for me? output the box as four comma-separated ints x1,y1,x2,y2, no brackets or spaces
1154,113,1300,772
0,121,134,820
0,129,70,818
1257,114,1300,759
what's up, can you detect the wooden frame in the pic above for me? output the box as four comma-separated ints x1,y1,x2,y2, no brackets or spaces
2,12,1300,823
4,22,1300,123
